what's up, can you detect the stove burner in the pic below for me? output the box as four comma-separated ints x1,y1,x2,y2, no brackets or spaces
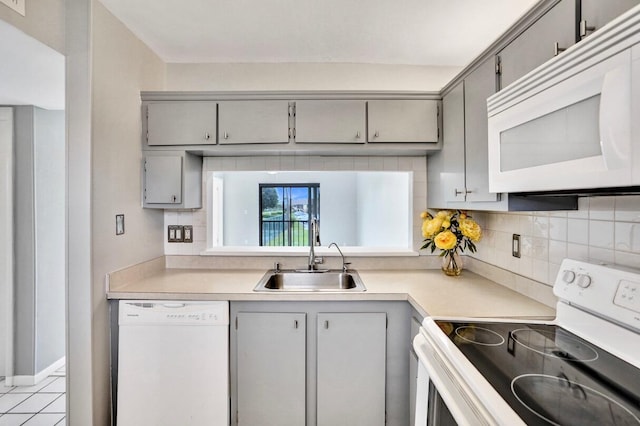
511,374,640,426
511,328,598,362
454,326,505,346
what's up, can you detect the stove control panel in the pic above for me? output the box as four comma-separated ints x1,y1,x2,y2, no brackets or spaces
614,280,640,313
555,259,640,330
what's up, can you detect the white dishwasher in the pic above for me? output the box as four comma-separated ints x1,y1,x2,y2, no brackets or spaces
117,300,229,426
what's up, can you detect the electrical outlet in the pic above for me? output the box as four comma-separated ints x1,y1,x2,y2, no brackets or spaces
183,225,193,243
512,234,521,258
168,225,184,242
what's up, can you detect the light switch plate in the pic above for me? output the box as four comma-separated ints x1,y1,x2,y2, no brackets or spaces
116,214,125,235
0,0,25,16
168,225,183,242
183,225,193,243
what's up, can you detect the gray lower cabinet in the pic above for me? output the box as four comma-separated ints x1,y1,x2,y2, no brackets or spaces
367,100,439,143
236,312,306,426
231,301,411,426
295,100,366,143
145,101,216,146
218,100,290,144
497,0,576,89
142,151,202,209
316,313,386,426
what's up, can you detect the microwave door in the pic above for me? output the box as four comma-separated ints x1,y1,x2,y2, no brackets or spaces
488,49,633,193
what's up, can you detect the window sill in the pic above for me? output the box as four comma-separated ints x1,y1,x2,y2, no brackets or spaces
200,246,419,257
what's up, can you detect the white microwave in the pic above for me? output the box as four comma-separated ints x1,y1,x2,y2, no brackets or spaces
487,8,640,194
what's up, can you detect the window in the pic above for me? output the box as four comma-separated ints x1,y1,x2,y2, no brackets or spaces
259,184,320,246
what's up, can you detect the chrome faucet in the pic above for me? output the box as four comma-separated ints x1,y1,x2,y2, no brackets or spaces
328,242,349,272
308,217,321,270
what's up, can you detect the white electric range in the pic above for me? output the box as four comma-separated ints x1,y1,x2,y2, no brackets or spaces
413,258,640,425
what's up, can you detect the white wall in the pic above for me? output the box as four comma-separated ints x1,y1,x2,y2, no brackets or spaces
356,172,410,247
34,108,66,374
90,2,167,423
0,0,64,54
166,62,459,92
0,107,12,378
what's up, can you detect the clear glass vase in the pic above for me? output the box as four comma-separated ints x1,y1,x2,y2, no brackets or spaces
441,251,463,276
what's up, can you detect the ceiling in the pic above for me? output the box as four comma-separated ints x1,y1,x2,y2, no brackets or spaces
98,0,539,66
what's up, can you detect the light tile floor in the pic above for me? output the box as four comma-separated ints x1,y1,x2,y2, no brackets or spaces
0,366,65,425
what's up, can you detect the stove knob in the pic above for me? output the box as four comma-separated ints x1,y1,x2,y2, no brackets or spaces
562,270,576,284
576,274,592,289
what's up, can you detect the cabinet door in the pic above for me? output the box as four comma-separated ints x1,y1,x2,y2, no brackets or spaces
498,0,576,88
317,313,386,426
579,0,640,40
218,101,290,144
367,100,438,143
440,83,467,203
236,312,306,426
295,100,366,143
464,57,499,203
143,155,182,204
146,102,216,146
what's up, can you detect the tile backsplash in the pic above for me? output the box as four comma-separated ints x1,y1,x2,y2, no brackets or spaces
470,196,640,286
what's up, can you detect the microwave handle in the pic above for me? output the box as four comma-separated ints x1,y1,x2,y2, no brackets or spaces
599,62,631,170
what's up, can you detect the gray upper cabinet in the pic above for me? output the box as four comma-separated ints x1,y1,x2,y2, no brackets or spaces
428,59,503,209
367,100,439,143
218,100,290,144
464,57,500,203
145,101,216,146
142,151,202,209
236,312,306,426
497,0,576,89
434,82,467,204
144,155,182,204
579,0,640,39
295,100,366,143
317,313,386,426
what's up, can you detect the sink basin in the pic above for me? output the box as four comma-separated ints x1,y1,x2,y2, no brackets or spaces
253,269,367,292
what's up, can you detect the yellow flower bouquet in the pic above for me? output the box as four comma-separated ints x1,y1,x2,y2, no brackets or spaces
420,210,482,275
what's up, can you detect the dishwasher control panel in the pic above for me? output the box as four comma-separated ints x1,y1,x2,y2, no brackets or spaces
119,300,229,326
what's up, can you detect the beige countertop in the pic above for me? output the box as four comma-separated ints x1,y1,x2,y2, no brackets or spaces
107,268,556,319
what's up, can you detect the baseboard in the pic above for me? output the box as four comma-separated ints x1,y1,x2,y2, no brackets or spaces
8,356,65,386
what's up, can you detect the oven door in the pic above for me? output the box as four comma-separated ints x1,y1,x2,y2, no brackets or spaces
415,361,457,426
413,320,526,426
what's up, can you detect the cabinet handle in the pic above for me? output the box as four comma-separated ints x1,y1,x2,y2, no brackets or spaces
205,132,210,140
356,131,361,139
294,320,298,329
374,131,379,138
324,320,329,329
553,42,566,57
580,20,596,38
224,131,229,140
171,195,177,203
454,188,473,197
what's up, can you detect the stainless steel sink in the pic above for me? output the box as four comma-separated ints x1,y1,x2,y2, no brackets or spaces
253,269,367,292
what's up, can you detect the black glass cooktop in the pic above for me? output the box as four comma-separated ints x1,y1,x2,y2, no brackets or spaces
436,321,640,425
